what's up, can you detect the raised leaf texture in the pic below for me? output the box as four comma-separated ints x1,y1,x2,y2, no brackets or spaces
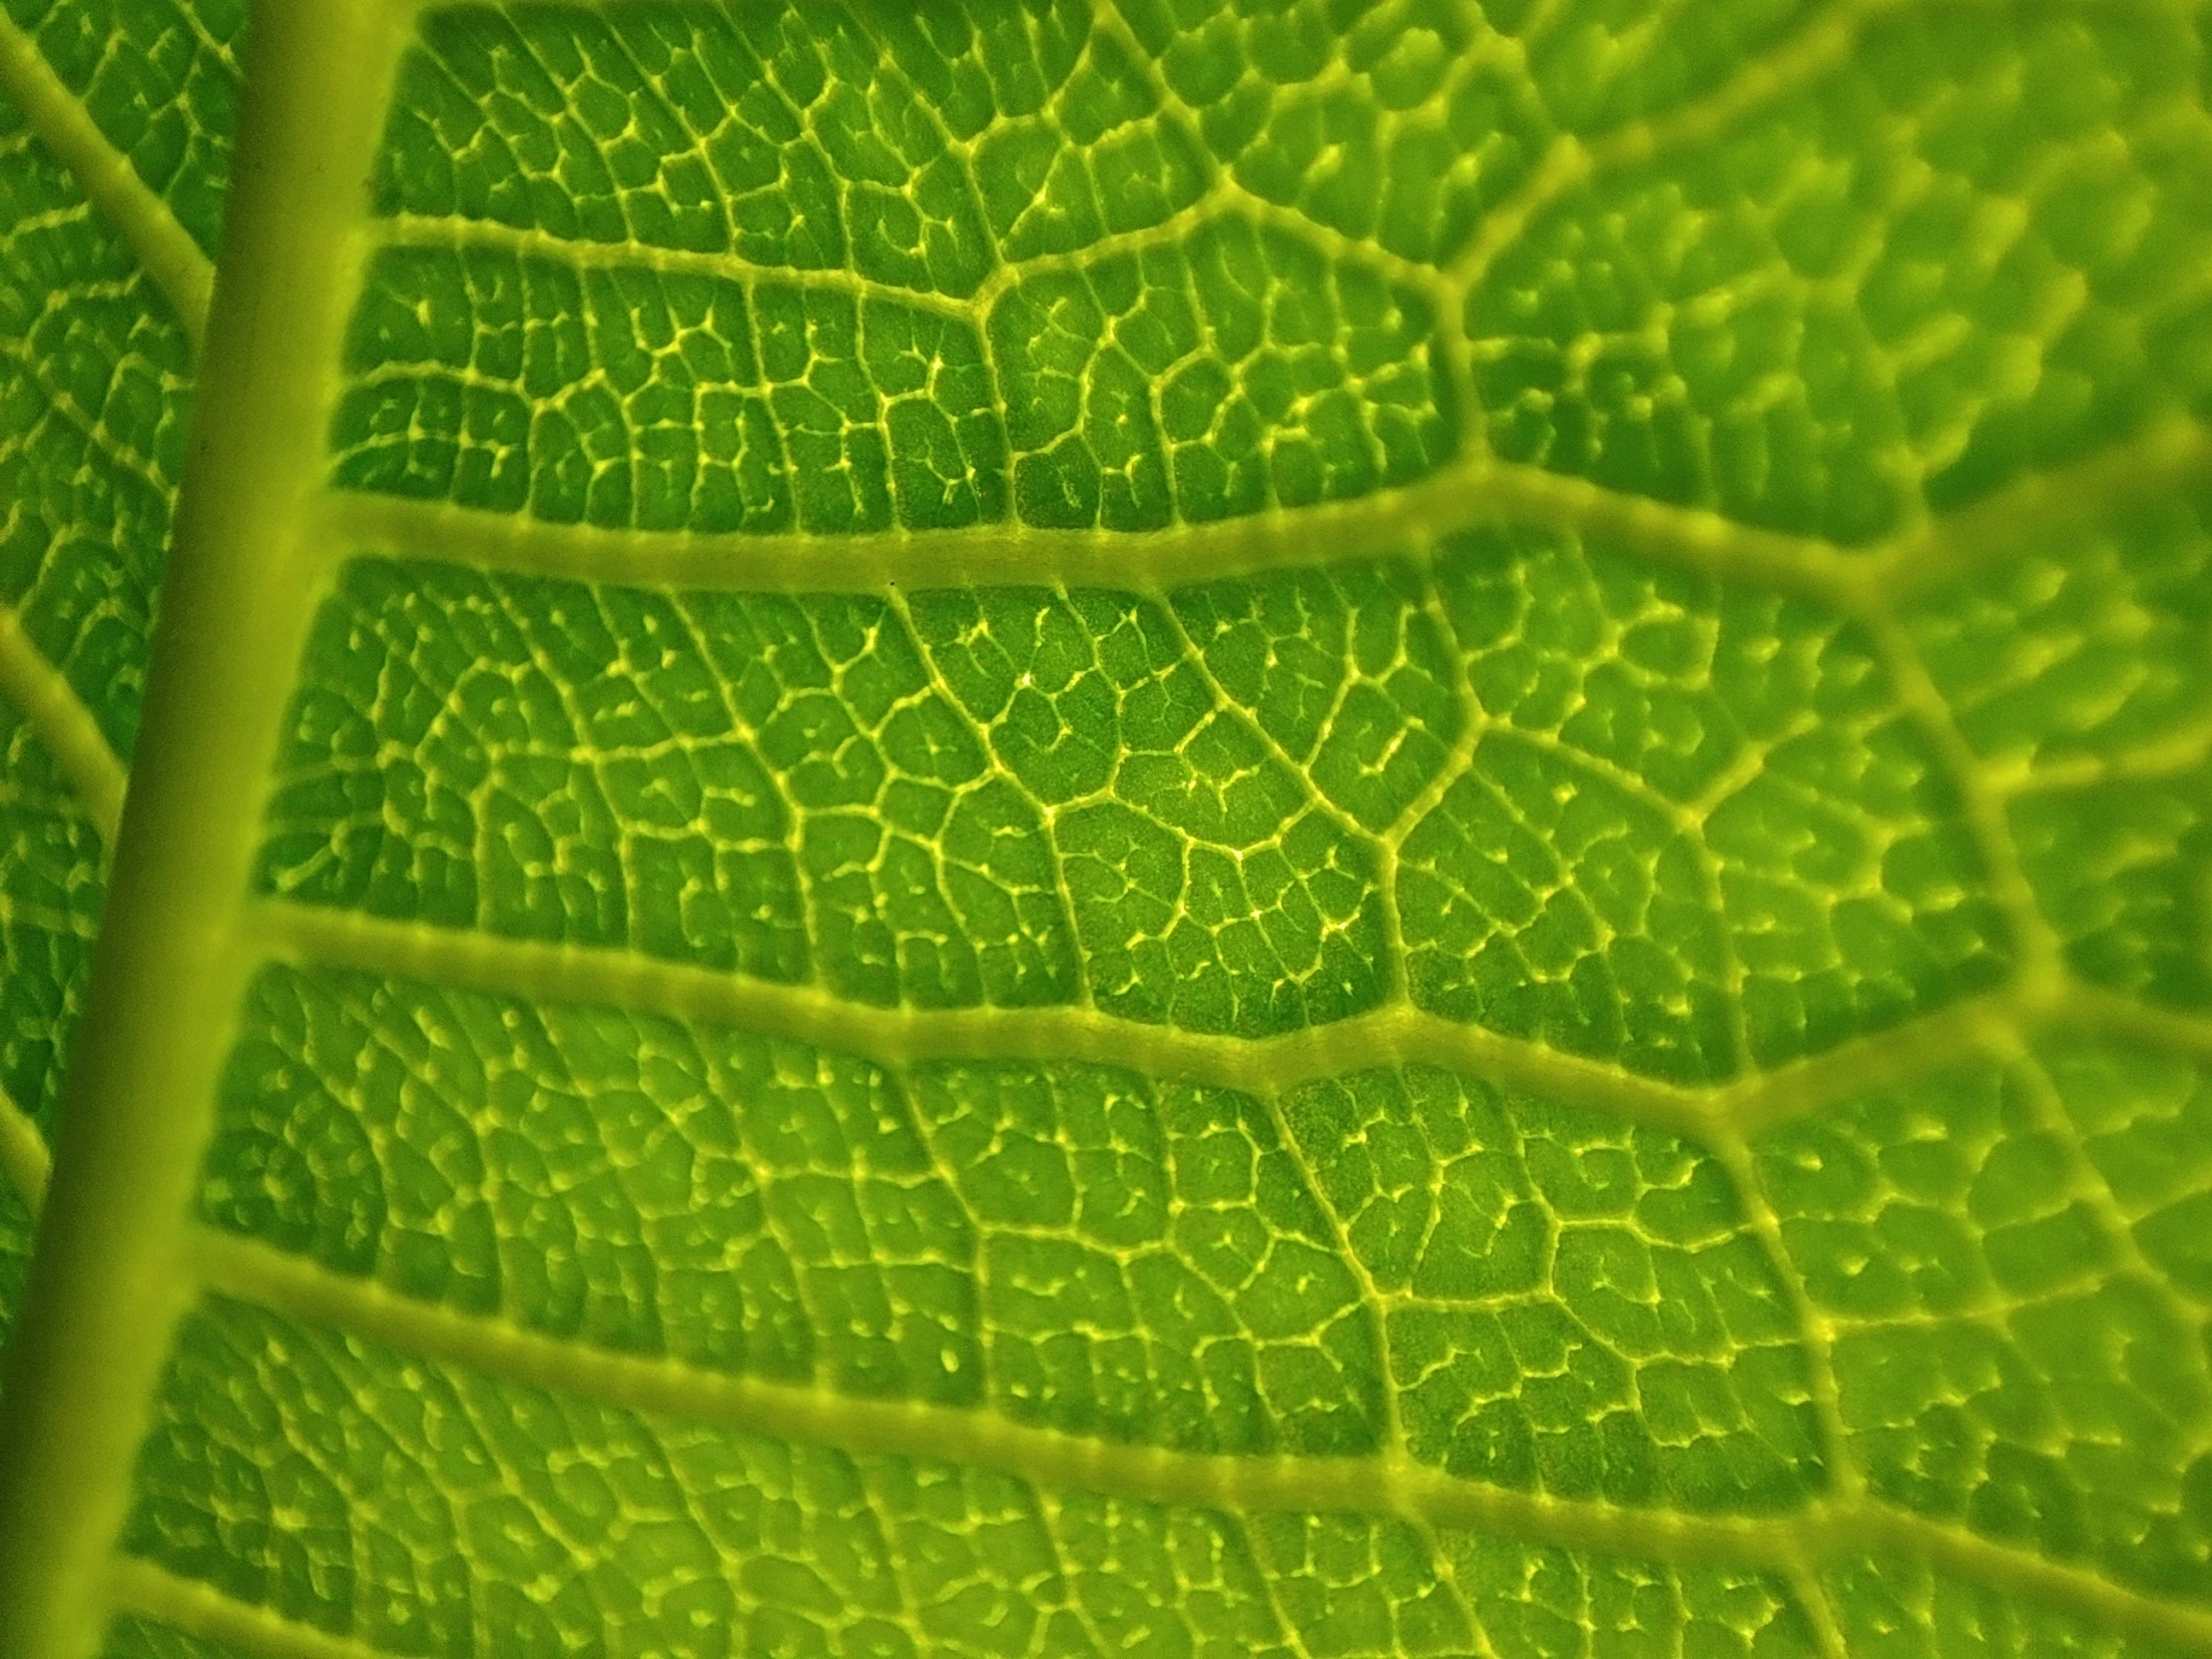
1,2,2211,1658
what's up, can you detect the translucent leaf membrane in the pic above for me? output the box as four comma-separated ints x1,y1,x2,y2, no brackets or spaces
256,538,2010,1075
199,958,1830,1503
0,0,222,1161
0,0,2207,1655
4,0,244,257
176,947,2212,1621
1906,488,2212,1010
330,222,1458,535
1465,2,2212,543
113,1298,1827,1659
100,1297,2189,1659
1757,1038,2212,1602
0,700,103,1132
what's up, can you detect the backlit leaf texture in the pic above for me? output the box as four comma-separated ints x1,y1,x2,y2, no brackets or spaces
1,2,2211,1657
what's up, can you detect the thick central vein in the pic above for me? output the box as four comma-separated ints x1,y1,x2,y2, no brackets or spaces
0,7,417,1655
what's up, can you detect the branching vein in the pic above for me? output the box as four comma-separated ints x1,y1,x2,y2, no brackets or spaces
251,899,1721,1138
314,458,1862,598
12,6,2212,1657
0,608,126,846
182,1228,2212,1659
253,900,2209,1144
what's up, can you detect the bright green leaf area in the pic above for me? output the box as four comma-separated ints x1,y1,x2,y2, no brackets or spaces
2,0,2212,1657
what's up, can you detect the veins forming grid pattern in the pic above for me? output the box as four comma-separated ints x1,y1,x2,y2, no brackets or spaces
4,0,2212,1657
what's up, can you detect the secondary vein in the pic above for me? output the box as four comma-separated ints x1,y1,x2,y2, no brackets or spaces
0,12,215,341
252,899,1721,1137
256,898,2212,1149
378,212,980,325
106,1559,388,1659
0,607,126,845
183,1227,2212,1659
312,458,1861,599
0,1083,47,1217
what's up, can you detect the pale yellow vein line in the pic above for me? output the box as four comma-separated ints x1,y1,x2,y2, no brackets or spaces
1450,0,2208,303
311,416,2212,624
847,1468,955,1659
1865,602,2069,990
1722,975,2212,1136
1153,593,1385,915
2057,983,2212,1062
1238,1513,1328,1659
187,1228,2212,1658
107,1557,388,1659
1989,718,2212,797
1711,1125,1859,1501
2007,1029,2208,1340
1446,0,1903,292
0,23,168,855
1415,1517,1504,1659
260,898,2212,1146
1872,415,2212,599
962,182,1456,318
377,212,979,324
0,12,214,340
1715,987,2032,1138
0,607,125,844
1894,1517,2212,1658
880,583,1097,1008
0,1082,48,1216
251,899,1720,1139
1088,0,1455,312
313,460,1859,598
1782,1555,1851,1659
966,185,1228,311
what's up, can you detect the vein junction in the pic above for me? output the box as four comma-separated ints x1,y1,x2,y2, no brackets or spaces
116,1228,2212,1659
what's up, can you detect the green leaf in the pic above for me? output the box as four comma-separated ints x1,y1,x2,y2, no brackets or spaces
1,1,2211,1656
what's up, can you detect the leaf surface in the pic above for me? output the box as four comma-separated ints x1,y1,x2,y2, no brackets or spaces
2,2,2212,1657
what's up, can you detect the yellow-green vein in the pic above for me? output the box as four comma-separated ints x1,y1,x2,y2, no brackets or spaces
257,896,2212,1144
0,3,417,1653
107,1558,389,1659
0,10,215,340
185,1227,2212,1659
0,607,126,845
252,898,1725,1132
377,211,980,324
313,457,1862,597
0,1084,47,1217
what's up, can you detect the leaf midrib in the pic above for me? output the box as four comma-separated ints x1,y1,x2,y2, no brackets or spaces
0,6,418,1651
